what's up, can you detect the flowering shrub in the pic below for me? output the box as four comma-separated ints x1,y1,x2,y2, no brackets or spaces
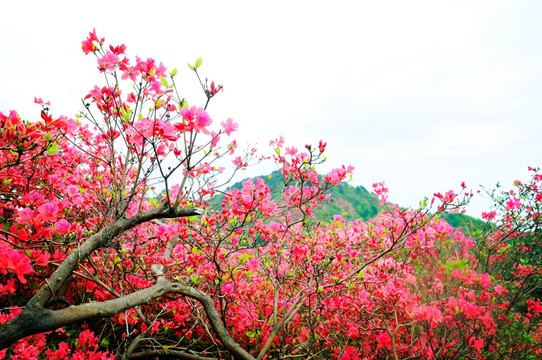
0,30,540,359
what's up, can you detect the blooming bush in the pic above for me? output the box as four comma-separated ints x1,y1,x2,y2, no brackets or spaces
0,30,540,359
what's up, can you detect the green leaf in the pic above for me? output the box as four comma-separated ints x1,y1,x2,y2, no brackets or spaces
160,76,169,87
47,142,58,155
3,178,12,185
45,132,51,142
187,63,194,70
195,57,203,69
120,106,128,121
170,67,178,77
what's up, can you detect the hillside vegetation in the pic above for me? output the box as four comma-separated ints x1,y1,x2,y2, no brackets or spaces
219,170,486,232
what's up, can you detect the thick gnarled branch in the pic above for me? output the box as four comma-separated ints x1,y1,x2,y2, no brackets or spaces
0,204,203,350
0,278,254,359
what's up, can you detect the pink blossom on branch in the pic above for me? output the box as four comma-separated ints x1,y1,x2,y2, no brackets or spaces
54,219,71,235
232,156,246,168
37,202,60,222
505,197,521,210
81,28,104,54
194,109,212,134
109,43,126,56
481,211,497,220
220,118,238,136
433,189,456,203
372,181,389,204
318,139,327,153
97,51,120,72
269,135,285,149
33,97,50,106
527,298,542,315
324,165,354,185
0,251,33,284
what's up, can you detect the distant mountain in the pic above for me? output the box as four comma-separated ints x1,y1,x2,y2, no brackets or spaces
439,212,486,235
218,170,486,233
312,181,381,222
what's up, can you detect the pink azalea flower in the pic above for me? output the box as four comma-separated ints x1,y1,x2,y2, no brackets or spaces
494,285,508,295
97,51,120,72
50,115,69,130
339,346,360,360
37,202,60,222
318,140,327,153
222,283,234,293
81,28,104,54
17,208,35,225
30,250,50,267
481,211,497,220
285,146,298,156
109,43,126,55
0,250,33,283
527,298,542,315
159,121,177,141
181,106,198,121
6,110,22,127
54,219,71,235
468,337,484,350
210,131,220,148
433,190,454,207
505,198,521,210
121,66,141,81
220,118,238,136
232,156,244,167
194,110,212,135
269,135,285,148
33,97,50,106
376,332,392,349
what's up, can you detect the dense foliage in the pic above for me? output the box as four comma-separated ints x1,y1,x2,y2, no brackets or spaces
0,30,540,359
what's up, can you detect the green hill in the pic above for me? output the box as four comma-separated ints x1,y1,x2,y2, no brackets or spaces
217,170,485,232
314,181,381,222
439,212,486,235
217,170,379,221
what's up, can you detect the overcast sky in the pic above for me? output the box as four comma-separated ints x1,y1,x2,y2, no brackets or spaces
1,0,541,217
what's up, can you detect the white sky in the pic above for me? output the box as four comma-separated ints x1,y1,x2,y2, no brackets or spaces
1,0,541,217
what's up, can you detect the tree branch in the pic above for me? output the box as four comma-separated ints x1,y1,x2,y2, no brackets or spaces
0,204,203,350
